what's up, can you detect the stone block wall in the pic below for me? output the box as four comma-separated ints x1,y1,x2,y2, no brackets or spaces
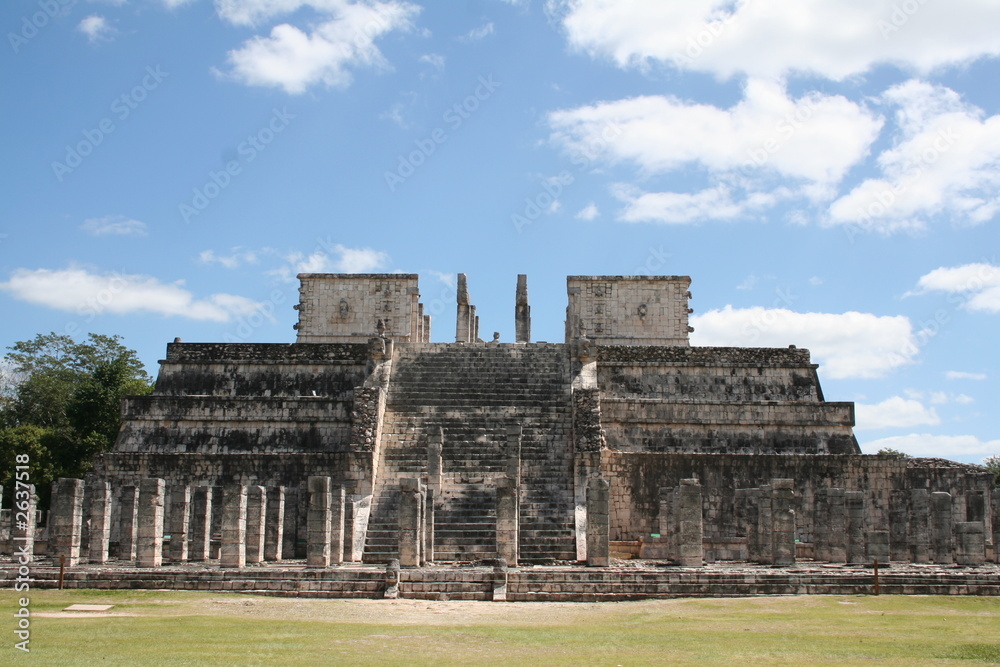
113,343,370,455
594,346,858,455
599,451,993,547
566,276,692,346
294,274,427,343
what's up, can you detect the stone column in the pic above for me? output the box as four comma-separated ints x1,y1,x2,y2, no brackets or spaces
87,479,112,564
245,486,266,565
812,488,829,562
219,484,247,568
655,487,675,561
845,491,866,565
955,522,985,566
506,425,522,485
678,479,704,567
586,477,610,567
264,486,285,562
330,484,345,566
10,483,36,560
189,486,213,562
492,561,509,602
743,488,760,563
757,484,773,564
496,476,519,566
49,478,85,567
867,530,890,567
210,486,223,559
118,485,139,561
399,478,425,568
168,484,191,563
344,493,371,563
455,273,473,343
424,487,435,564
136,478,165,568
515,274,530,343
307,476,332,568
283,486,299,560
931,491,954,564
771,479,795,567
889,490,909,562
909,488,930,563
827,488,847,563
993,492,1000,564
427,428,442,499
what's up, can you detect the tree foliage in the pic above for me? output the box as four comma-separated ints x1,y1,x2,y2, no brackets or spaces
876,447,912,458
983,455,1000,487
0,332,153,506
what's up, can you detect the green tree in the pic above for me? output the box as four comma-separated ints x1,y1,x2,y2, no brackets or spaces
983,455,1000,486
0,332,153,506
877,447,912,458
66,355,152,466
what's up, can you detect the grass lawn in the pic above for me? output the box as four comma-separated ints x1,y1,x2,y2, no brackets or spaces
3,590,999,665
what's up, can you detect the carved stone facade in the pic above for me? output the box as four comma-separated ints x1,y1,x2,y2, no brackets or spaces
28,273,993,574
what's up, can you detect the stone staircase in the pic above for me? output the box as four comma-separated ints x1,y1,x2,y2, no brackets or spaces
363,343,576,563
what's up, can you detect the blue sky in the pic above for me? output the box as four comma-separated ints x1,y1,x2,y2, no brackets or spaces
2,0,998,463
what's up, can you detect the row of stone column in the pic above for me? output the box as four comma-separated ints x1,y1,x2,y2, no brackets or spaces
737,479,797,566
812,488,986,566
45,477,293,568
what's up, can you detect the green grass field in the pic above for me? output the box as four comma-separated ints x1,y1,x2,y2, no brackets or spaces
3,590,999,665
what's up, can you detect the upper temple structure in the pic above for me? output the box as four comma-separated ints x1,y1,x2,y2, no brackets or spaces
55,273,992,572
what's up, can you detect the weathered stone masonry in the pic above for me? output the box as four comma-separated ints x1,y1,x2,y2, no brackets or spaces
31,273,994,577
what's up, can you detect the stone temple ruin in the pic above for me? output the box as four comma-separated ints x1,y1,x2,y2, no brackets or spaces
5,273,999,600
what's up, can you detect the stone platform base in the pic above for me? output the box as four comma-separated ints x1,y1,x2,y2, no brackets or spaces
4,558,999,602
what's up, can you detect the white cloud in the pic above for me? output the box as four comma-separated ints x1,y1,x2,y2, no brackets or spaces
425,270,455,290
575,203,599,221
909,263,1000,313
827,81,1000,232
613,184,780,224
419,53,445,70
855,396,940,431
334,245,389,272
861,433,1000,459
946,370,988,381
221,1,419,94
809,276,824,286
380,102,409,128
554,0,1000,81
0,267,263,322
269,244,390,282
548,79,882,187
77,15,114,42
80,215,147,236
690,306,918,379
198,247,260,269
161,0,195,7
460,22,494,43
737,273,771,291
